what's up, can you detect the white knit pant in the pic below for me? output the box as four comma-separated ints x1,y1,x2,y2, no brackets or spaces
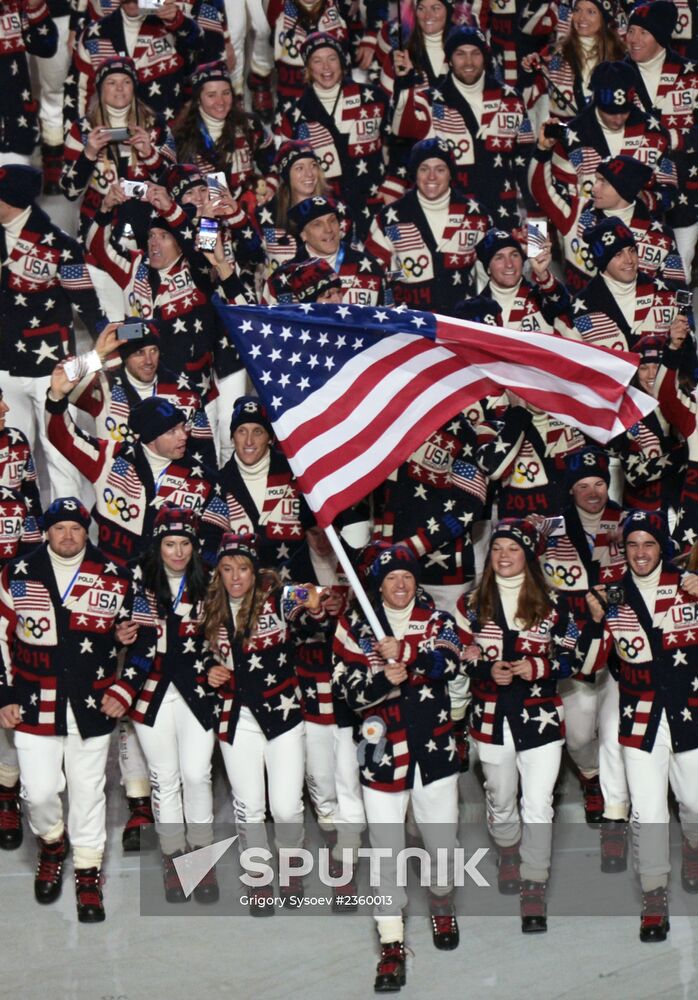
207,368,248,465
623,711,698,891
33,15,72,146
305,721,366,847
363,768,459,937
0,373,82,500
478,721,563,882
225,0,273,92
219,708,305,851
0,727,19,787
133,686,215,856
14,704,110,868
559,670,629,819
118,717,151,798
674,222,698,283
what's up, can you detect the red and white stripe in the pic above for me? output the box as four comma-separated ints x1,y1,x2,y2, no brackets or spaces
273,313,653,528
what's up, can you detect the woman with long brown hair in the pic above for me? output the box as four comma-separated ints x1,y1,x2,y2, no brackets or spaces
60,56,175,242
258,139,350,276
203,532,326,915
123,506,217,904
456,518,603,934
174,60,274,206
521,0,625,129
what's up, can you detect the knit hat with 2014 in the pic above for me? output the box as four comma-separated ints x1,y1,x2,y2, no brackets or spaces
216,532,259,568
489,519,544,563
152,504,199,543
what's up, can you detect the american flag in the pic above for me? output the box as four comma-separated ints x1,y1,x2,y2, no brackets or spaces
386,224,424,252
11,580,52,610
216,302,655,528
106,455,143,499
60,263,94,291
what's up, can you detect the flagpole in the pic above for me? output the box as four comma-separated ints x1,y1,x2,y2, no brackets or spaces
324,523,387,642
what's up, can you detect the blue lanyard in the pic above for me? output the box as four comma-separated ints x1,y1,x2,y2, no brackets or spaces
61,566,82,605
335,242,345,270
153,464,171,495
172,576,185,612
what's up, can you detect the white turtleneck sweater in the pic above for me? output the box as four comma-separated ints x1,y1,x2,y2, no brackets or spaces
495,571,526,630
424,31,446,79
632,561,661,618
578,35,598,89
143,442,171,482
105,103,130,128
309,547,338,588
121,10,145,55
383,600,415,641
489,278,522,326
234,450,270,514
604,201,634,225
601,273,636,329
304,244,339,269
1,206,32,263
165,564,185,606
452,72,485,122
636,47,666,108
50,546,86,603
200,108,225,142
125,369,156,400
578,507,602,551
594,109,624,157
416,188,450,242
313,82,342,122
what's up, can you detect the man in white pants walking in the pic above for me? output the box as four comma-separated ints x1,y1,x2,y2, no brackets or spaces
0,497,156,922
